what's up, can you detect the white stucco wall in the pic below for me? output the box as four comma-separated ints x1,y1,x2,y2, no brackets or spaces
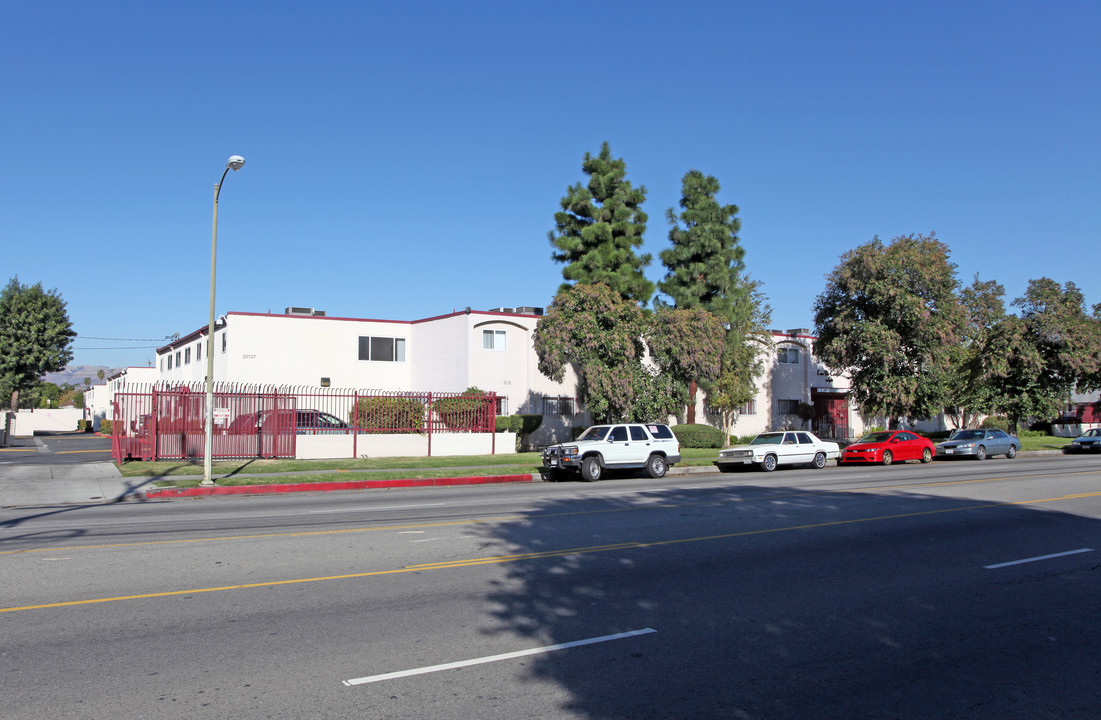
295,432,517,459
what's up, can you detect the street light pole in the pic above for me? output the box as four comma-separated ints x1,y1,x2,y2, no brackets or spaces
203,155,246,486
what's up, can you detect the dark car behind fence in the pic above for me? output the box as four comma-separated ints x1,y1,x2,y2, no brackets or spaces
112,382,497,463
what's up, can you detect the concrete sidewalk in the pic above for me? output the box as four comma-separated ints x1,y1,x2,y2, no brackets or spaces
0,462,159,506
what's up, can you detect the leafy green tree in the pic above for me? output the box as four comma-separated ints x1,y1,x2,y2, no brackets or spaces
548,142,653,305
657,170,759,422
813,234,962,426
707,275,773,438
645,307,726,418
0,277,76,412
944,275,1008,428
533,283,675,423
981,278,1101,433
1012,278,1101,391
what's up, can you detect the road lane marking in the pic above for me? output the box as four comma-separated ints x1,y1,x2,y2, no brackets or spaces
9,491,1101,614
984,548,1093,569
308,503,447,514
342,629,656,686
3,470,1100,558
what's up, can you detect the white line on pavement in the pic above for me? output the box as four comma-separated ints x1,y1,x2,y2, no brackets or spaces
308,503,447,514
984,548,1093,569
342,628,657,686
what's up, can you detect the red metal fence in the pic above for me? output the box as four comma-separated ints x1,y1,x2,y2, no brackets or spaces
111,383,498,464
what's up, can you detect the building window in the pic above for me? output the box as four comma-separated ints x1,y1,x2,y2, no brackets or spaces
495,396,508,415
160,357,165,371
175,351,181,367
738,400,757,415
184,348,191,364
777,399,800,415
482,329,507,351
221,333,227,353
358,336,406,362
777,347,800,364
167,355,173,370
196,342,202,360
543,396,575,416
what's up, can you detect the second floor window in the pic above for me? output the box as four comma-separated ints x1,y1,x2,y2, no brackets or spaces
777,347,800,364
482,329,506,351
359,336,406,362
184,348,191,364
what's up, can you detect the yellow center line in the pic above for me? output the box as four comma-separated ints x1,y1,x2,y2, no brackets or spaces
2,468,1097,558
3,489,1100,614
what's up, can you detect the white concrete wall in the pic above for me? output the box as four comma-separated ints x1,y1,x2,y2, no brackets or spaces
294,432,517,459
10,408,84,435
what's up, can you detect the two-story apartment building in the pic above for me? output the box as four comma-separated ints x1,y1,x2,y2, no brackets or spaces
139,306,863,445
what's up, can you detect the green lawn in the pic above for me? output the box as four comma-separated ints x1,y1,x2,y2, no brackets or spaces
120,439,1071,488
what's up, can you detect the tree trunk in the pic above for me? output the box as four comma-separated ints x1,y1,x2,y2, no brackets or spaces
687,380,697,424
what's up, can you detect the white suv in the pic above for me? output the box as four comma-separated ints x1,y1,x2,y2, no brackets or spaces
542,423,682,481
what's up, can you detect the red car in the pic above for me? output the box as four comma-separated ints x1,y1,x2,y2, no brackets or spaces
839,430,935,466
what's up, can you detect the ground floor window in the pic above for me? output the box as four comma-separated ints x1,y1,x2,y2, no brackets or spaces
542,396,575,416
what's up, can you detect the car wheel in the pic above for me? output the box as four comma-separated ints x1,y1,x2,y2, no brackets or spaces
581,456,602,482
975,445,987,461
881,450,893,465
812,452,826,469
1006,445,1017,459
761,454,778,472
646,454,667,478
921,448,932,464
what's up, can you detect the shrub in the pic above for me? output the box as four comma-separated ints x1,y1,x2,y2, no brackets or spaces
495,416,521,433
99,419,112,435
77,419,92,432
516,414,543,436
672,423,725,448
349,396,425,433
730,434,757,446
980,415,1009,431
434,387,494,431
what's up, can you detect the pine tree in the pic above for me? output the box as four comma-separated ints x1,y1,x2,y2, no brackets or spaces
549,142,653,305
657,170,745,320
658,170,767,425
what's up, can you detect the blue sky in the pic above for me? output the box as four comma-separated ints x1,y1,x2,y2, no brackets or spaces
4,1,1098,371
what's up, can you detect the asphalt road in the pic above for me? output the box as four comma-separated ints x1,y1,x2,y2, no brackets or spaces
0,431,114,465
1,456,1099,719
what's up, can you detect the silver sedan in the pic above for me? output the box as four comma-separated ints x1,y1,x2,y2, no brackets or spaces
936,429,1020,460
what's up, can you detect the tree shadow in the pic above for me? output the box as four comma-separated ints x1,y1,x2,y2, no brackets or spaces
471,480,1100,718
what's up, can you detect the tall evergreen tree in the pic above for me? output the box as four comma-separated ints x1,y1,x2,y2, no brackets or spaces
657,170,745,318
549,142,653,305
0,277,76,413
658,170,766,425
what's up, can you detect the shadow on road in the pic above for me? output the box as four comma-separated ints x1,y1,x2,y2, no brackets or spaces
472,482,1100,719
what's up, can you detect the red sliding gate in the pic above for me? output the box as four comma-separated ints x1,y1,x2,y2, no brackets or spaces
111,383,498,464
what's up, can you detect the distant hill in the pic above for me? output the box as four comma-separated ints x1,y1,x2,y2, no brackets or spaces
43,365,122,388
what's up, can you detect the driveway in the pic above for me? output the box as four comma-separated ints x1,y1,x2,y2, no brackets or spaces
0,431,151,506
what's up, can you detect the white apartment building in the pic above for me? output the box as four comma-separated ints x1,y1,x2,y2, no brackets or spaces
146,307,863,445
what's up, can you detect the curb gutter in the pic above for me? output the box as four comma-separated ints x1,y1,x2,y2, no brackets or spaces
145,473,538,498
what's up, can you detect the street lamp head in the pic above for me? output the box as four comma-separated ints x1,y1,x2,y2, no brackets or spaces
226,155,246,171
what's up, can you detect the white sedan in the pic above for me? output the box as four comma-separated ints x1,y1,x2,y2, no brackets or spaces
715,430,840,472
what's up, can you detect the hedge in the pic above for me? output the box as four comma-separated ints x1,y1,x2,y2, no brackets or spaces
672,423,726,449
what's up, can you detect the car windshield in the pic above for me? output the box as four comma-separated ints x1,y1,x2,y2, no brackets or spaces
750,433,785,445
1085,429,1101,437
953,430,985,440
577,426,610,441
856,431,894,444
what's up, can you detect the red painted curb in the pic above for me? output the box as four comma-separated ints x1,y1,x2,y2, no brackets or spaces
145,474,536,498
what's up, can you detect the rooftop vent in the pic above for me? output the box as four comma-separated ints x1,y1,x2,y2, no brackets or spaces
489,306,544,316
285,307,326,317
